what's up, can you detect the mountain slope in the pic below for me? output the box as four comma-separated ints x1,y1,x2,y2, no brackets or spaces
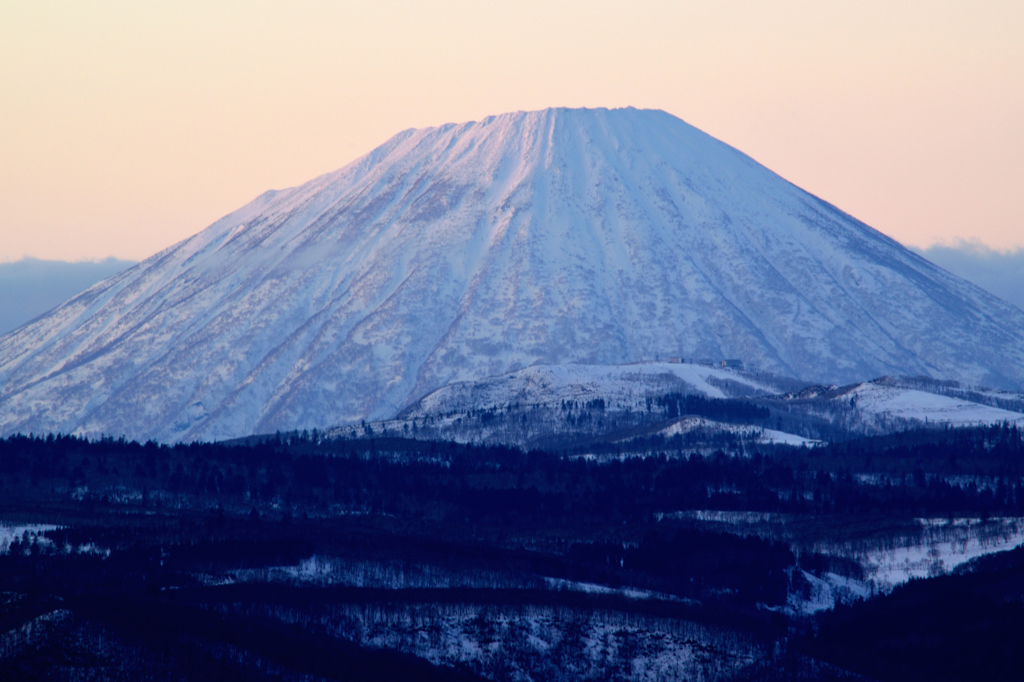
2,107,1023,441
0,257,137,335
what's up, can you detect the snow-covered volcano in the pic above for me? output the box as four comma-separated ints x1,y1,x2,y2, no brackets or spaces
2,107,1023,441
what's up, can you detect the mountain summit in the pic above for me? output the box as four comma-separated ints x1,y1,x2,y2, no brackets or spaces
2,107,1023,441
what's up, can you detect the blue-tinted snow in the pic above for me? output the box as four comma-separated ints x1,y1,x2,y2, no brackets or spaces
2,108,1023,441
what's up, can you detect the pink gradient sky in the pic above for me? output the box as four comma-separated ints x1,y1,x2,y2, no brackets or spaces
1,1,1021,262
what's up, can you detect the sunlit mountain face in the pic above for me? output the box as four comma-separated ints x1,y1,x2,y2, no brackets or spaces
2,107,1022,442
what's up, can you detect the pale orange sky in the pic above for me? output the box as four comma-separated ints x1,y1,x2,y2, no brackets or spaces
1,1,1021,262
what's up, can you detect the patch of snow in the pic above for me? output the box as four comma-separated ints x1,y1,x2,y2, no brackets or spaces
840,381,1024,428
654,416,821,447
0,522,109,557
542,577,690,603
0,523,59,554
783,569,872,616
857,517,1024,591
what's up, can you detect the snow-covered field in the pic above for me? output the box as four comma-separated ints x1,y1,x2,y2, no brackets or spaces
835,381,1024,428
654,417,821,447
855,517,1024,591
785,517,1024,614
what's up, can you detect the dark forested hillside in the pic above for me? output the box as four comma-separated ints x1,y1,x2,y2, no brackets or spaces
1,425,1022,680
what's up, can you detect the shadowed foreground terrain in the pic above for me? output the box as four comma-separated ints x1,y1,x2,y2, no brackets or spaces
1,426,1023,680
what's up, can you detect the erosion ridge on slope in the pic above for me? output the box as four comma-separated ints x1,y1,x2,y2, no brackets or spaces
2,107,1023,442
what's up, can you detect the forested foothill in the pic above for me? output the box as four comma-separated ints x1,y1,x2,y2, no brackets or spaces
1,424,1022,680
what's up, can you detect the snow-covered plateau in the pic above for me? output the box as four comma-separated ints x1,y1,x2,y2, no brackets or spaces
2,107,1023,442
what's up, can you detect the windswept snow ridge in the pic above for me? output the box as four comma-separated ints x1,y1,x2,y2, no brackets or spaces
2,107,1023,441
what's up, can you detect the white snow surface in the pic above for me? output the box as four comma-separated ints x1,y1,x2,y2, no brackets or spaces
654,416,820,447
401,361,776,416
2,107,1023,442
784,570,873,616
837,381,1024,428
856,517,1024,591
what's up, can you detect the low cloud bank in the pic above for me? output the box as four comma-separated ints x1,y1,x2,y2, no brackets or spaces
0,257,136,335
913,243,1024,313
